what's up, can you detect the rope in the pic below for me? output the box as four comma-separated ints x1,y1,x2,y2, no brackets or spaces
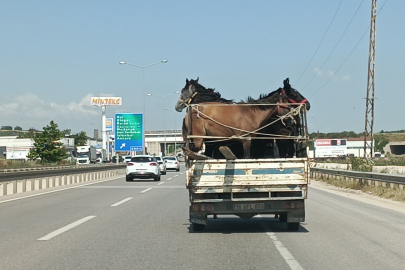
189,103,304,139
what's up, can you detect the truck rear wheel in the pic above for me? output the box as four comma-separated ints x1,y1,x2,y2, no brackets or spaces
191,223,205,232
279,213,287,222
287,222,300,231
154,175,161,181
126,175,132,182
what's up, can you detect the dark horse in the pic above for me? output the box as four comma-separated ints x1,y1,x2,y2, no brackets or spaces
175,78,292,158
270,78,310,158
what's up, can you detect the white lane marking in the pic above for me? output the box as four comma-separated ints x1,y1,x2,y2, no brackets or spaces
157,182,165,186
266,231,304,270
167,178,172,181
37,216,96,241
173,175,178,178
140,188,152,193
0,176,122,204
111,197,133,207
258,216,304,270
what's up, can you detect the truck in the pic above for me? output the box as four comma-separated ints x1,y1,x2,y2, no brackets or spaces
75,146,98,165
96,148,107,163
183,103,310,231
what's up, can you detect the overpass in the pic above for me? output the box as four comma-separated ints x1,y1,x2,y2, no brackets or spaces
145,129,184,156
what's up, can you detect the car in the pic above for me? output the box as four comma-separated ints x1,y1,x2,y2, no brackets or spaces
124,156,132,163
155,156,166,175
163,156,180,171
112,155,124,163
126,155,161,181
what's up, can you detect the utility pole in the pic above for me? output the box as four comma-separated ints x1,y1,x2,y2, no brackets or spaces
364,0,377,158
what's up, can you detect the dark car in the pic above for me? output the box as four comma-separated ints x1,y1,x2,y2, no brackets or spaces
112,155,124,163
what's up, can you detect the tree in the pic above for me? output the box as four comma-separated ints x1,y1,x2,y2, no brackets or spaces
14,126,23,131
374,137,389,153
71,131,88,146
61,129,71,136
1,126,12,130
27,121,68,163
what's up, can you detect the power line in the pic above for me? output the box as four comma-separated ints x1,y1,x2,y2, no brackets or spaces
295,0,343,85
301,0,365,92
309,0,388,98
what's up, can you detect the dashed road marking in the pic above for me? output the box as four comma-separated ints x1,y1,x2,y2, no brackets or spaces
140,188,152,193
157,182,165,186
111,197,133,207
37,216,96,241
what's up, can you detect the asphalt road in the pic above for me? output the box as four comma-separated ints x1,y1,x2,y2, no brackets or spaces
1,165,405,270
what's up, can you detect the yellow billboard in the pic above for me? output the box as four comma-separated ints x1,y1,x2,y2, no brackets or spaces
91,97,122,106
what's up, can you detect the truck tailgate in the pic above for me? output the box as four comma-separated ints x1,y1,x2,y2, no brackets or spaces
187,158,309,201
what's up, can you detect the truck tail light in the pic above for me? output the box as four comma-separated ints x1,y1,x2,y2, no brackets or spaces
192,204,214,212
284,201,303,209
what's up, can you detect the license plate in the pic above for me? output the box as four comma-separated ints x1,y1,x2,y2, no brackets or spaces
233,203,265,211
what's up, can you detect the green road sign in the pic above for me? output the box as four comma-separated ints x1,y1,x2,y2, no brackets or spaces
114,113,144,151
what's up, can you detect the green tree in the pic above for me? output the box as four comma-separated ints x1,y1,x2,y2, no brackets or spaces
374,137,389,153
71,131,88,146
1,126,12,130
14,126,23,131
61,129,71,136
27,121,68,163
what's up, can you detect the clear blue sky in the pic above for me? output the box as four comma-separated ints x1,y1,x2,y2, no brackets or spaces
0,0,401,136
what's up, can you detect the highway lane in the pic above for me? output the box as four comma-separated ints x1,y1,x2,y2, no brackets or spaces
1,167,405,269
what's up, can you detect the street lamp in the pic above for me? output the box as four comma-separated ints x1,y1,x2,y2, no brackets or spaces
119,59,168,154
163,108,167,155
147,91,180,156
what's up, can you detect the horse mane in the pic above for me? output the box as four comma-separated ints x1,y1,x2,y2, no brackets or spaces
239,88,284,110
189,80,234,104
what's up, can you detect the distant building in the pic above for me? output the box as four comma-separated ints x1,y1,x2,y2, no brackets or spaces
314,138,373,158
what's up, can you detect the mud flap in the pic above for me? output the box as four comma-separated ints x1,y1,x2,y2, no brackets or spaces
190,212,207,225
287,210,305,223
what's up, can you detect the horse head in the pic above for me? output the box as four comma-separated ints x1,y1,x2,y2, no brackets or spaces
282,78,311,111
175,78,232,112
175,77,201,112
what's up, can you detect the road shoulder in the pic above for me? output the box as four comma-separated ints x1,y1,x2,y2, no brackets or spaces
309,179,405,214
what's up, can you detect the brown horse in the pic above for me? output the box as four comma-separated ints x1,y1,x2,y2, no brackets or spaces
176,78,292,158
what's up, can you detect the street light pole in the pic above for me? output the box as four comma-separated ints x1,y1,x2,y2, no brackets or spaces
163,108,167,155
147,91,180,156
119,60,168,155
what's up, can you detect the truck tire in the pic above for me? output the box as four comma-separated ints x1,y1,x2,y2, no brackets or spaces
192,223,205,232
154,175,161,181
126,175,133,182
287,222,300,231
279,213,287,222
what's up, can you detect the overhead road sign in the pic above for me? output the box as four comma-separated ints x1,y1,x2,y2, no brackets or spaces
114,113,144,152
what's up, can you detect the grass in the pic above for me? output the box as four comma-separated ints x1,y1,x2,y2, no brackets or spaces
0,159,75,169
315,175,405,203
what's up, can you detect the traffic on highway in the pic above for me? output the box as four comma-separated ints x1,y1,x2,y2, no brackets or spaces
1,163,405,270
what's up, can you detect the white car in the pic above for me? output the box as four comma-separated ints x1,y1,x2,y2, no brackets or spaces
126,155,161,181
155,156,166,175
124,156,132,163
163,156,180,171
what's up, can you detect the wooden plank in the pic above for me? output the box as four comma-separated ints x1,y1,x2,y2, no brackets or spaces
219,146,237,160
182,147,210,160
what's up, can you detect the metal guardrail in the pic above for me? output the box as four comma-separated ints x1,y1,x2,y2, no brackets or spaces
0,164,126,182
310,167,405,185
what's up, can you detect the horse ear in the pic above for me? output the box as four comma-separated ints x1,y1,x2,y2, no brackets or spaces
196,77,199,83
283,78,291,93
186,78,189,84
